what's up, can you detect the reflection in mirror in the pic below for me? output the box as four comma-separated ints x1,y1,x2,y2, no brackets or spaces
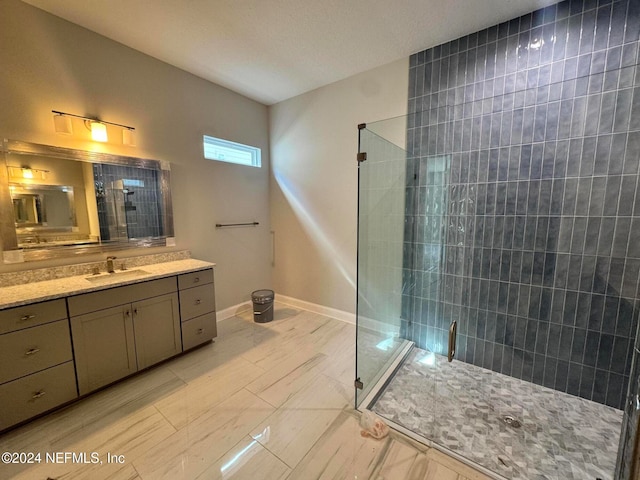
93,164,165,242
12,191,41,225
0,140,174,262
10,184,79,248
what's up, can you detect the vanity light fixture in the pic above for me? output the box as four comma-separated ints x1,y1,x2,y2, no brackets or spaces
51,110,136,145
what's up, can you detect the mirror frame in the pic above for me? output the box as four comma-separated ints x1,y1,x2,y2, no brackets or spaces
0,139,174,263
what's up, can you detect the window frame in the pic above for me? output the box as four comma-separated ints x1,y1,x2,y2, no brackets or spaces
203,135,261,168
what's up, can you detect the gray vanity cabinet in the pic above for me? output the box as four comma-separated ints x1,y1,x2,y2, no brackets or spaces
68,277,180,395
0,264,216,430
179,269,217,350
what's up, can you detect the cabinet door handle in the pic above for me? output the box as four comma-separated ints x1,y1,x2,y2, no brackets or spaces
195,299,201,305
32,390,46,400
196,328,204,335
194,277,200,283
25,348,40,356
20,314,36,322
125,310,131,317
133,308,138,316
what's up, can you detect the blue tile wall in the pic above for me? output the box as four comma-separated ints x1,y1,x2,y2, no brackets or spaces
404,0,640,412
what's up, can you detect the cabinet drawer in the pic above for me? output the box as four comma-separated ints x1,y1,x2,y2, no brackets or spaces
0,361,77,431
0,299,67,335
0,320,73,384
182,312,217,351
68,276,177,317
178,269,213,290
179,284,215,321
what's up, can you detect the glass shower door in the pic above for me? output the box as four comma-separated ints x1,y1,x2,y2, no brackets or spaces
356,118,412,408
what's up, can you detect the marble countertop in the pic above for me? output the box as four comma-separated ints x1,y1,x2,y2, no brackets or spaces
0,258,215,310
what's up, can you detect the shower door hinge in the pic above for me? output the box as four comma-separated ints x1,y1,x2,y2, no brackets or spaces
358,123,367,130
354,377,363,389
357,152,367,164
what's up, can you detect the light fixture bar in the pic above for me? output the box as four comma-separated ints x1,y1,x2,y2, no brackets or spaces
51,110,135,131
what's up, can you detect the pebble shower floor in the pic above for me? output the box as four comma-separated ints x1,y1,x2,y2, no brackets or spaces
372,347,623,480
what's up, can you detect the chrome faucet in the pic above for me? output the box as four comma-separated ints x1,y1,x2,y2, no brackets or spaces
106,256,117,273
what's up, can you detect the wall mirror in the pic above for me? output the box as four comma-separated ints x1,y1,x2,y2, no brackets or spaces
0,140,174,263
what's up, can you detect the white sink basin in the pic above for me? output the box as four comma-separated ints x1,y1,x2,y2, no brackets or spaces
85,269,150,284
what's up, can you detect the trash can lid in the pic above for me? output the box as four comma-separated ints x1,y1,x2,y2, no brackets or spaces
252,289,274,301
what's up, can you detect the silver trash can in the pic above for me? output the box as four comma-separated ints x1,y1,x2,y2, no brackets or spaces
251,289,274,323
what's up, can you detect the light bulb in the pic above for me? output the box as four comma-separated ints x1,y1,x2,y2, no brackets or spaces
91,122,108,142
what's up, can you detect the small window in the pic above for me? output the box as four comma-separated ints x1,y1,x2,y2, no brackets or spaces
203,135,261,167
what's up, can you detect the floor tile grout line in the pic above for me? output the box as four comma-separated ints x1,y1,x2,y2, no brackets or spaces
151,404,179,434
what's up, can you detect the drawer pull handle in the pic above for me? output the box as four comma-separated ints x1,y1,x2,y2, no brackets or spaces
196,328,204,335
20,314,36,322
32,390,46,400
25,348,40,356
194,277,200,283
195,299,201,305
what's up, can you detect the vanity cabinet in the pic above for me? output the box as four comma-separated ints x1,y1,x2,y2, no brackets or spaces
0,299,77,431
0,262,216,430
68,277,181,395
179,269,217,350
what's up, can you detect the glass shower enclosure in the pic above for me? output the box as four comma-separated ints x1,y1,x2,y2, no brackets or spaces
355,117,412,407
355,66,640,480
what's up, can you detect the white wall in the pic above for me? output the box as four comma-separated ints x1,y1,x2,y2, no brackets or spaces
269,58,409,314
0,0,271,310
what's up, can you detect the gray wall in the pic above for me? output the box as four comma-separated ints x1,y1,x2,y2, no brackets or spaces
0,0,271,309
269,59,408,314
405,0,640,410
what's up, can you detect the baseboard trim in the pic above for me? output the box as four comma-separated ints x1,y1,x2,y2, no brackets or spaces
275,294,356,325
216,301,252,321
358,314,401,336
220,295,401,336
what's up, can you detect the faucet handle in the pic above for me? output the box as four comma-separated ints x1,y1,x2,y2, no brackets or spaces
106,256,117,274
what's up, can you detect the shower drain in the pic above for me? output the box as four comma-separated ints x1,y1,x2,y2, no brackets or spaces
502,415,522,428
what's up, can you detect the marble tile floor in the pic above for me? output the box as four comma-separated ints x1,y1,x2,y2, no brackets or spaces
0,304,488,480
373,347,624,480
357,326,407,404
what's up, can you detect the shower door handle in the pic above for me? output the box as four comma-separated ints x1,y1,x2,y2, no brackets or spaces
448,320,457,362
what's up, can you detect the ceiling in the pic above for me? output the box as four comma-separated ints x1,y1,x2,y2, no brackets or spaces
23,0,557,105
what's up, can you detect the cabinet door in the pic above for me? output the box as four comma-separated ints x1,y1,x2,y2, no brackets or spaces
71,306,137,395
133,293,181,369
